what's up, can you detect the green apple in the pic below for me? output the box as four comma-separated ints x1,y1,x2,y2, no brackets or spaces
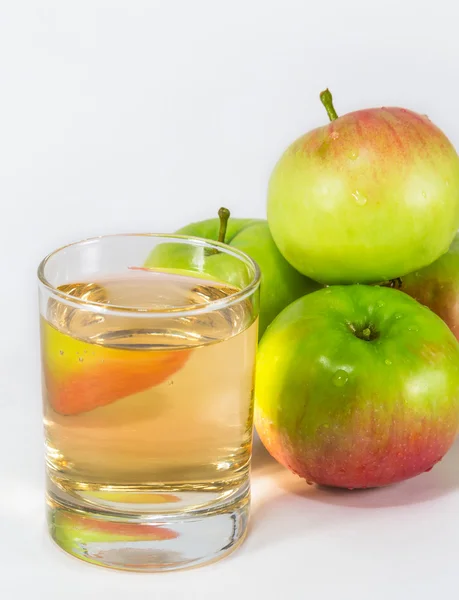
255,284,459,488
231,222,320,336
268,89,459,284
397,232,459,340
145,208,321,338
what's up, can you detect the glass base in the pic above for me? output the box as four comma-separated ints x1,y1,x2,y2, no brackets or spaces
47,482,250,572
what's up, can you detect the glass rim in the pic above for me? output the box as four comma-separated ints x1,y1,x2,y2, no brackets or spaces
37,233,261,317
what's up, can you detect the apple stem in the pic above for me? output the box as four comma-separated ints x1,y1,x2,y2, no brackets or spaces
320,89,338,121
217,207,230,244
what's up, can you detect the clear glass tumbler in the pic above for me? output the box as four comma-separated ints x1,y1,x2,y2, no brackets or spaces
38,234,260,571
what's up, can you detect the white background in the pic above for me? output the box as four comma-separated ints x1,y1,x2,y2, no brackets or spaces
2,1,459,598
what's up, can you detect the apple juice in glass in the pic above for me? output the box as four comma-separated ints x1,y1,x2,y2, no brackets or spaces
38,234,260,571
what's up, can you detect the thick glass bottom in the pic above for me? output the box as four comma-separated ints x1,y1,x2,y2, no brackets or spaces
46,479,250,572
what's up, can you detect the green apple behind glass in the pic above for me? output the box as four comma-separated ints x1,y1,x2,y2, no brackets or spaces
145,208,321,338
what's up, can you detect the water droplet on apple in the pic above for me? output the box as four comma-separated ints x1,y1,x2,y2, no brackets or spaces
348,149,359,161
332,370,348,387
445,180,450,187
394,313,403,320
330,131,339,140
407,326,419,332
421,190,427,199
352,190,367,206
79,357,84,362
59,350,64,356
377,301,385,308
385,359,392,365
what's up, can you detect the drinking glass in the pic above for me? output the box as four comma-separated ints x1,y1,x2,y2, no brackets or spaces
38,234,260,571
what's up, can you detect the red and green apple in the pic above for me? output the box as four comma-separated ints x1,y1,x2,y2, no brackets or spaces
42,317,190,416
398,232,459,340
255,284,459,488
268,90,459,284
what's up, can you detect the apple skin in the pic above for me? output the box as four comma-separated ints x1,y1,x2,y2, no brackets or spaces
145,218,320,338
399,233,459,340
268,106,459,284
42,317,190,416
230,223,321,336
255,285,459,488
